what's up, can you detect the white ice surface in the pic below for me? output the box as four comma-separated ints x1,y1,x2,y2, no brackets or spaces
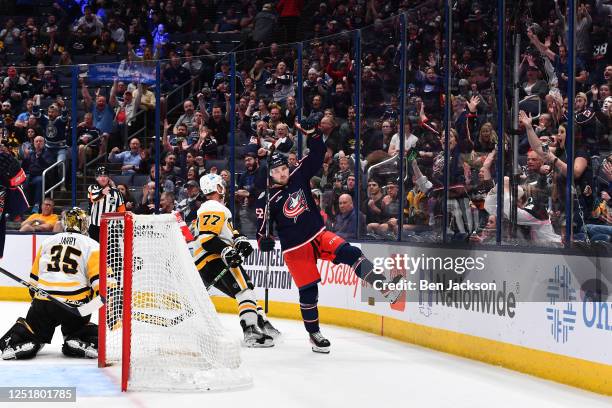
0,301,610,408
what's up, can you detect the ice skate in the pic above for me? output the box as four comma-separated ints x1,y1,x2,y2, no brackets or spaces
258,315,281,339
242,321,274,348
309,331,330,354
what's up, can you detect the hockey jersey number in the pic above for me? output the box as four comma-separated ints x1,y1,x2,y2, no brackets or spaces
46,245,82,274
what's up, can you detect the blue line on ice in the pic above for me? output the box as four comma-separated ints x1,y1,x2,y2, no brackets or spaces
0,364,120,396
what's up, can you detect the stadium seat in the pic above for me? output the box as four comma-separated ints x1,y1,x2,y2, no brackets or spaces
205,159,227,172
133,174,149,187
111,174,134,187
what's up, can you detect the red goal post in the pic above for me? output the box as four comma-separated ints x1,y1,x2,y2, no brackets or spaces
97,212,251,392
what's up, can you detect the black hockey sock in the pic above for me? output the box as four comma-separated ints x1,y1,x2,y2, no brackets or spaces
349,255,384,286
299,285,320,333
333,243,382,285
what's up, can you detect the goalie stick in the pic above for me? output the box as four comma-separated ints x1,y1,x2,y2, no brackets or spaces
0,266,104,317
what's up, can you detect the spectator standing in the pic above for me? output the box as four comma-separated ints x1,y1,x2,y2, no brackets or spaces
21,136,53,210
276,0,303,43
252,3,277,45
33,100,69,164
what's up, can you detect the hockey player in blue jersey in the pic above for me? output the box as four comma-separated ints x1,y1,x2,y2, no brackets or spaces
256,118,403,353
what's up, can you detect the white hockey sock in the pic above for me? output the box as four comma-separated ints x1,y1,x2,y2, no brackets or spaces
236,290,258,327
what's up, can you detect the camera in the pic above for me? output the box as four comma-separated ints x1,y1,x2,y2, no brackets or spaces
541,143,549,153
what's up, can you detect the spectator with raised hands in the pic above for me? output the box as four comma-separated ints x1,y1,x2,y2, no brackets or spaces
520,111,589,182
192,123,218,160
33,98,69,164
82,81,116,154
111,80,142,150
108,137,143,175
265,61,295,104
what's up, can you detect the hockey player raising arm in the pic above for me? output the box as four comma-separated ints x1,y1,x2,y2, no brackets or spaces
0,208,100,359
192,174,280,347
256,118,403,354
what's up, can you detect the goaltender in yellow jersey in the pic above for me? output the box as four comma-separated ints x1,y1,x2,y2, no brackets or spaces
30,216,100,303
1,208,100,360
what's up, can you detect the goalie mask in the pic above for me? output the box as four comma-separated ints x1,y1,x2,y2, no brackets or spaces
63,207,89,234
200,174,225,197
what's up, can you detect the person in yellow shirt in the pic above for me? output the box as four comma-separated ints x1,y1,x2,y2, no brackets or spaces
19,198,59,232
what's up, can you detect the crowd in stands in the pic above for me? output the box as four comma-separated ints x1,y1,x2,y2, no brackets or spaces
0,0,610,247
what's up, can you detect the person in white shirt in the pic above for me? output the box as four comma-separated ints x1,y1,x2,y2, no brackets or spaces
388,120,418,156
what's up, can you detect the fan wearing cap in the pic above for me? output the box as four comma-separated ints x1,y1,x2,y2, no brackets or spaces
176,179,204,225
87,166,125,241
256,118,404,354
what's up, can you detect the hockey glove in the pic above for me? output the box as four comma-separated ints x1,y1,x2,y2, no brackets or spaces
221,246,243,268
234,236,253,258
258,236,275,253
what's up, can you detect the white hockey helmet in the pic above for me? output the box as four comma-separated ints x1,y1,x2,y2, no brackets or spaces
200,173,225,196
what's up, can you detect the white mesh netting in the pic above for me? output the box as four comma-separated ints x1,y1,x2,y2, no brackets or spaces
101,213,251,391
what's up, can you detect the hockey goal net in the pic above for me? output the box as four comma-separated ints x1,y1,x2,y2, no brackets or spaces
98,212,251,392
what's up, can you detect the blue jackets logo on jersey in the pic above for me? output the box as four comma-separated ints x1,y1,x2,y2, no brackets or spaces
283,189,309,221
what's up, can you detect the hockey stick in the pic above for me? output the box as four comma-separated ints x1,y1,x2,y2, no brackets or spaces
132,307,194,327
205,266,230,291
130,266,230,327
0,266,104,317
264,145,276,314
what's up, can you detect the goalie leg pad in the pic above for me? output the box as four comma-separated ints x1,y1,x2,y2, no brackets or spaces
62,323,98,359
1,318,43,360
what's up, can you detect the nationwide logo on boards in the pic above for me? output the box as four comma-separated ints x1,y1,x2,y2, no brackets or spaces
417,269,518,318
545,265,577,344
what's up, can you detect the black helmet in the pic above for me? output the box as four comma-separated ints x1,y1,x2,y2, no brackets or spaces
95,166,108,177
300,115,321,134
269,152,288,171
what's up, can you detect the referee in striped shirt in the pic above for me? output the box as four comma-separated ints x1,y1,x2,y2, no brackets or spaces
87,166,125,241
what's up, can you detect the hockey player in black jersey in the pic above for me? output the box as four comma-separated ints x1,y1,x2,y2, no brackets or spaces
256,118,403,353
0,150,28,256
